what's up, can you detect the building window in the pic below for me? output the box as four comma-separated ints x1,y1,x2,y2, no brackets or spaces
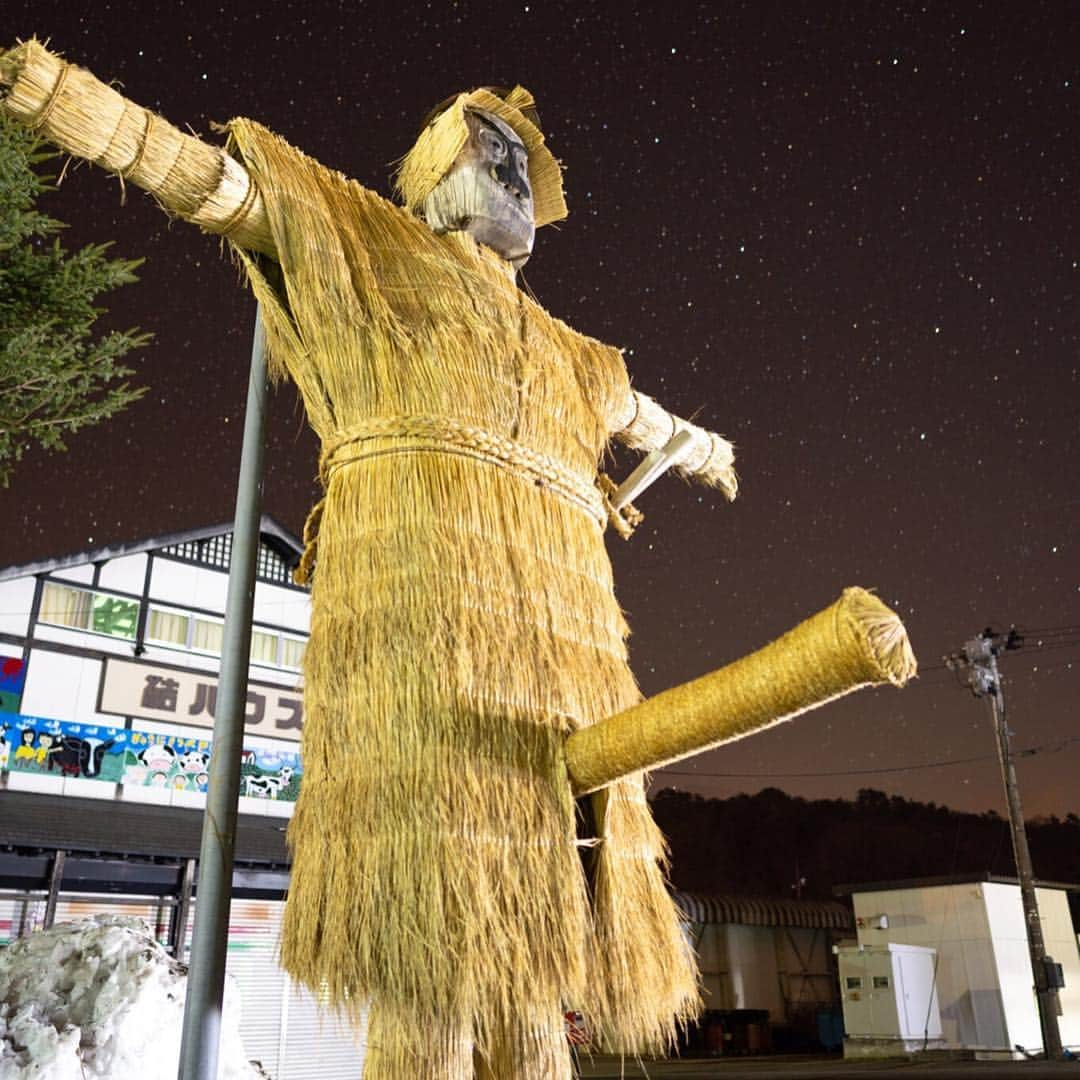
145,603,306,671
145,606,223,655
160,535,232,572
250,629,279,666
191,617,224,655
250,630,306,670
281,636,306,671
40,583,138,640
160,535,298,587
873,976,890,989
845,977,863,990
147,608,189,646
256,543,294,586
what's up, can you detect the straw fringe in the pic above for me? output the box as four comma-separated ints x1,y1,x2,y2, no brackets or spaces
589,780,701,1054
225,119,697,1073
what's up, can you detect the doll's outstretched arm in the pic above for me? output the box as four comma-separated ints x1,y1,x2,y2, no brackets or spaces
0,39,274,257
611,386,737,500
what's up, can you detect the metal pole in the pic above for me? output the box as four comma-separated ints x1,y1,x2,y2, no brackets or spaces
43,850,65,928
985,653,1063,1060
179,306,268,1080
170,857,197,959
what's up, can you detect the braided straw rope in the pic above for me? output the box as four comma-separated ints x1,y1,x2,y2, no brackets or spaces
0,39,274,255
321,416,606,520
294,415,610,584
565,587,917,795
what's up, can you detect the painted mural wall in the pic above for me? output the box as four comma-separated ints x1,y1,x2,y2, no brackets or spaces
0,711,300,801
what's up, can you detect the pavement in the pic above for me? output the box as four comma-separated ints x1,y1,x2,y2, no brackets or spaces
577,1054,1080,1079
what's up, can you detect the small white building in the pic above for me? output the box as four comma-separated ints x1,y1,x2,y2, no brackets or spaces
838,874,1080,1059
838,942,944,1057
0,519,366,1078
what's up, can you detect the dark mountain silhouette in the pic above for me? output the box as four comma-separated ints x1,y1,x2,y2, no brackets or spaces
651,787,1080,909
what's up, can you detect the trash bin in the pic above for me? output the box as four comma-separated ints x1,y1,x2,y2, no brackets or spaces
715,1009,770,1055
704,1013,726,1056
816,1008,844,1051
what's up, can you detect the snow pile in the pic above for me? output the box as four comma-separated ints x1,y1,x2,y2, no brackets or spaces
0,915,263,1079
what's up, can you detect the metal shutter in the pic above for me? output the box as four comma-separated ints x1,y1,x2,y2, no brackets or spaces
54,896,172,943
225,900,289,1075
280,982,367,1079
0,891,368,1079
224,900,367,1079
0,894,44,944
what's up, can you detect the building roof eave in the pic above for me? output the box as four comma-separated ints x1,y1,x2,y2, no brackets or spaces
0,515,303,583
673,889,854,931
833,872,1080,896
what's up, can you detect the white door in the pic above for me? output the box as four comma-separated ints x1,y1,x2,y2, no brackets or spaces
896,949,942,1040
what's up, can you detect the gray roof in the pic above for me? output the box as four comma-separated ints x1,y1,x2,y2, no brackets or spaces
673,890,853,930
0,515,303,583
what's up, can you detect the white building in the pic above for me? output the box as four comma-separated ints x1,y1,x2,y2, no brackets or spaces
0,516,309,810
837,942,944,1057
0,519,366,1077
838,874,1080,1059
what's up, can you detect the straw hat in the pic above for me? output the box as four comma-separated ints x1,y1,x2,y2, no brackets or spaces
395,85,567,227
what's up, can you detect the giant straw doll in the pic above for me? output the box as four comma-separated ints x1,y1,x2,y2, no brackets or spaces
0,43,742,1078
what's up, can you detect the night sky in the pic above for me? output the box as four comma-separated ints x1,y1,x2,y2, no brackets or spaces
4,2,1078,817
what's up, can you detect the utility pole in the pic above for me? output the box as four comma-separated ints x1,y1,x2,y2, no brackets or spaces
945,628,1063,1060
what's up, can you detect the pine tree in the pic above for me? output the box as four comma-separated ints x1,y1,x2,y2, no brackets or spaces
0,113,149,485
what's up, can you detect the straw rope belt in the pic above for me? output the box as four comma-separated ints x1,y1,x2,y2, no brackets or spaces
294,415,617,585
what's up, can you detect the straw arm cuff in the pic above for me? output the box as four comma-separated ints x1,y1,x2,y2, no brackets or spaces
613,388,737,500
0,39,275,257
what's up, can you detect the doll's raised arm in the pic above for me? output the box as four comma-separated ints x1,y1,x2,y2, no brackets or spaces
0,39,274,257
612,386,738,500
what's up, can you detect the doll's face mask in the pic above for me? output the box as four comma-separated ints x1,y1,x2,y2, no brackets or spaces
422,110,535,269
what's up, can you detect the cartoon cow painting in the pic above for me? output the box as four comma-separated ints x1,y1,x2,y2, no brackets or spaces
53,736,116,778
137,743,177,773
244,765,294,800
178,749,210,776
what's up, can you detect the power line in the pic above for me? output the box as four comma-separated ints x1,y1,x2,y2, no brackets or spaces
658,728,1080,782
659,751,999,780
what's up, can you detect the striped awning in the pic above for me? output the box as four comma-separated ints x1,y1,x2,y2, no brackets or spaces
673,890,853,931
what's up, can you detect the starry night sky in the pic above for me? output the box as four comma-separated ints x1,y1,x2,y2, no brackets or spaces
4,2,1078,816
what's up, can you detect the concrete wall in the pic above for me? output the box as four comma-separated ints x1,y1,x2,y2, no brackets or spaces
694,921,839,1022
853,882,1080,1053
854,884,1003,1048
